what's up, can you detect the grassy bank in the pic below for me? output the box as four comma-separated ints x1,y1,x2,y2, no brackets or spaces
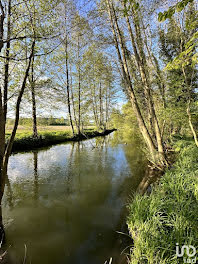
6,127,116,153
127,139,198,264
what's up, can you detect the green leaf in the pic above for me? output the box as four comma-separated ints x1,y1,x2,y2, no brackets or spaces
176,2,185,12
158,0,194,22
158,12,166,22
133,2,139,10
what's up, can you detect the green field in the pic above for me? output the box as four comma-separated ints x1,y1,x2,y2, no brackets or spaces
6,125,95,140
5,125,114,152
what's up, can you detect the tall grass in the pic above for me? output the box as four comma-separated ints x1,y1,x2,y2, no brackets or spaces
127,140,198,264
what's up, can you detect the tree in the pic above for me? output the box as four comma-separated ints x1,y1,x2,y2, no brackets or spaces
159,3,198,146
0,0,59,240
103,0,169,168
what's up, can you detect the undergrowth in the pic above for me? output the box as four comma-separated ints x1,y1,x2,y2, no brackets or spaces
127,139,198,264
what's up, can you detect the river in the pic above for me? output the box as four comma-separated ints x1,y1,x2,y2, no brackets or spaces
2,132,146,264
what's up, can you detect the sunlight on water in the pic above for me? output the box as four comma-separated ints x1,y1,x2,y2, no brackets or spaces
3,133,146,264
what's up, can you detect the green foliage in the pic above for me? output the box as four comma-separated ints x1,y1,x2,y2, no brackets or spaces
158,4,198,138
158,0,194,22
165,31,198,70
7,117,69,126
166,49,197,70
127,140,198,264
122,0,140,17
110,103,141,144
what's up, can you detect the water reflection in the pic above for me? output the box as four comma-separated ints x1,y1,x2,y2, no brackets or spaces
5,175,13,209
2,133,146,264
33,152,39,203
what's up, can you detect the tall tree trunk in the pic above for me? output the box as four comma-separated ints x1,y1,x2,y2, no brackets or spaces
91,85,99,130
151,54,166,108
77,35,81,135
65,37,74,136
130,6,165,160
92,66,99,129
3,0,11,122
104,84,109,130
70,66,77,131
64,4,74,136
0,1,5,238
0,91,5,215
99,82,103,129
0,41,35,231
0,1,5,53
106,0,157,162
93,77,99,129
122,1,166,163
30,52,38,138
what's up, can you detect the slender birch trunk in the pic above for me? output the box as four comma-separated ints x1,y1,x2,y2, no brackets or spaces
91,85,99,130
64,4,74,136
130,6,166,159
121,1,167,164
70,66,78,131
105,84,109,130
3,0,11,122
77,35,81,135
99,82,103,129
65,36,74,136
30,51,38,138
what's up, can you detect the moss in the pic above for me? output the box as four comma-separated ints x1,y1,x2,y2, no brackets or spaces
127,140,198,264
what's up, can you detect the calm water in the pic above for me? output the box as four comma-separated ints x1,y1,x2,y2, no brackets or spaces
3,133,146,264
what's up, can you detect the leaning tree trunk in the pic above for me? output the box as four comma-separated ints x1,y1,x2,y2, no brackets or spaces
3,0,11,122
130,6,166,161
106,0,157,162
122,1,167,165
0,41,35,234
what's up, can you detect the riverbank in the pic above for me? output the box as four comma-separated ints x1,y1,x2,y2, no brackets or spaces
7,129,116,153
127,138,198,264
